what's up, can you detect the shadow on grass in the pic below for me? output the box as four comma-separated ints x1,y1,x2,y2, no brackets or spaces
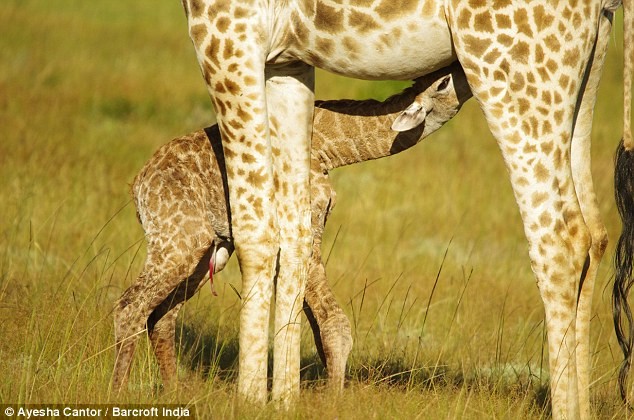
350,356,550,415
175,322,328,388
175,322,549,413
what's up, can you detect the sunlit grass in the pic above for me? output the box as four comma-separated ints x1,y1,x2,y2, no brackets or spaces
0,1,631,417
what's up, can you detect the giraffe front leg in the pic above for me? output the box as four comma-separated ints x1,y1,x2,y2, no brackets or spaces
265,63,315,405
184,1,277,403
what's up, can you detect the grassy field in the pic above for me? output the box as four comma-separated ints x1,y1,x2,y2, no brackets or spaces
0,1,631,418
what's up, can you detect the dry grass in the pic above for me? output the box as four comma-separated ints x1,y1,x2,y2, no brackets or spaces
0,1,631,418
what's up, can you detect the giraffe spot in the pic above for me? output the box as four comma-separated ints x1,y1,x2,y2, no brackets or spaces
234,23,247,33
531,192,548,208
483,49,502,64
457,8,472,29
205,39,222,63
314,3,344,34
342,37,361,55
541,140,554,154
228,119,244,130
534,44,545,63
513,9,533,37
510,72,525,92
509,41,529,64
474,11,494,33
224,78,241,95
517,98,530,115
223,39,235,60
216,16,231,33
375,0,418,20
539,210,553,227
543,34,561,52
536,66,550,82
349,9,381,33
188,0,206,18
553,109,564,125
563,47,580,67
234,6,250,19
533,162,549,182
422,0,435,17
532,5,554,32
463,34,492,57
497,34,513,47
316,37,335,56
190,23,208,45
495,13,512,29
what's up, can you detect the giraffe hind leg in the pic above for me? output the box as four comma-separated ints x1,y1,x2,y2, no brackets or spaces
147,247,213,389
112,245,211,392
570,9,613,417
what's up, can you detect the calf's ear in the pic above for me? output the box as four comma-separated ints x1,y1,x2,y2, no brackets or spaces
391,102,427,132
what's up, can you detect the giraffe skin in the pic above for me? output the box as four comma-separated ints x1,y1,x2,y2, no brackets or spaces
178,0,633,416
112,64,471,393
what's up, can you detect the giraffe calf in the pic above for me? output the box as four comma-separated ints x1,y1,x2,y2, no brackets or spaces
112,63,472,392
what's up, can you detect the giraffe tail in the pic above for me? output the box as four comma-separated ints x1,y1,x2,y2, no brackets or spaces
614,140,634,404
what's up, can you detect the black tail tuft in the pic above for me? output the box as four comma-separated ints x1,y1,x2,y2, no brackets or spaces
614,140,634,404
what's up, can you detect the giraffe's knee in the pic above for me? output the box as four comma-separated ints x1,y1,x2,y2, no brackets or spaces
590,224,608,259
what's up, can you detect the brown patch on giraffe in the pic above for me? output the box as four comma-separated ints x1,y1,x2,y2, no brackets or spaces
495,13,512,29
216,16,231,33
457,9,472,29
509,41,529,64
543,34,561,52
483,49,502,64
188,0,206,18
374,0,418,21
422,0,435,18
234,23,247,33
541,140,554,155
510,73,525,92
517,98,530,115
316,37,335,56
474,11,494,33
314,3,344,34
234,6,251,20
539,211,553,227
533,162,549,182
463,34,491,57
190,24,208,45
532,5,554,32
563,47,580,67
532,192,549,207
205,39,222,64
513,9,533,37
224,78,241,95
223,39,236,60
348,9,381,33
342,37,360,56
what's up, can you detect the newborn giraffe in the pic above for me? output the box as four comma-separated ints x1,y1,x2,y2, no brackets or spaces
113,63,471,391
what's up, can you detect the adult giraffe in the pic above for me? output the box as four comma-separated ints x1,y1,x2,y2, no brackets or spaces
179,0,633,417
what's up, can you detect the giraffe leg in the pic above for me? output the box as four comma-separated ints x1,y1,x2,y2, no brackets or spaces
265,63,315,404
184,1,278,403
447,3,602,417
112,246,210,392
147,250,211,388
570,9,613,418
303,242,352,391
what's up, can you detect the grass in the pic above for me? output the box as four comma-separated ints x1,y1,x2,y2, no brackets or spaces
0,0,631,418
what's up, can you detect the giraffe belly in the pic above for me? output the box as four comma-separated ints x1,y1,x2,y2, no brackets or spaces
271,1,456,80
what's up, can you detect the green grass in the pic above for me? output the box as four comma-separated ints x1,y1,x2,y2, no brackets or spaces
0,1,631,418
